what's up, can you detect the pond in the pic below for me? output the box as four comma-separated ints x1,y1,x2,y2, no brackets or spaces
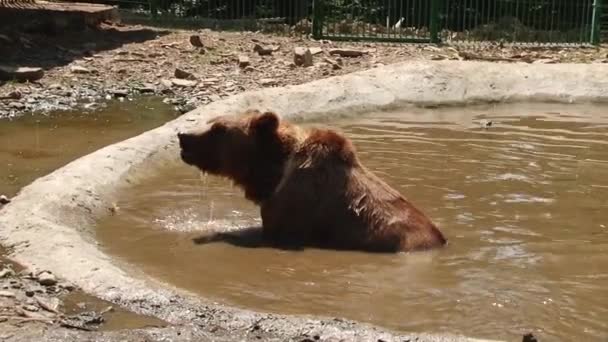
96,103,608,341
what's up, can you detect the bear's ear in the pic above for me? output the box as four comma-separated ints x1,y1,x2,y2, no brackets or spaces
251,111,280,136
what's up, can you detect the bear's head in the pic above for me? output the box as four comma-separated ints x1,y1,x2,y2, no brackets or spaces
178,110,301,204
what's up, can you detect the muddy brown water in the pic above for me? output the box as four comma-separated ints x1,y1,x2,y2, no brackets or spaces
97,103,605,341
1,98,176,330
0,98,177,197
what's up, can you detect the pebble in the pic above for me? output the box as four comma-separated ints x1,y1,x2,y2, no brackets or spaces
294,47,313,67
23,304,39,312
0,290,15,298
70,66,91,74
0,268,14,278
0,195,11,205
238,55,250,68
8,102,25,110
36,271,57,286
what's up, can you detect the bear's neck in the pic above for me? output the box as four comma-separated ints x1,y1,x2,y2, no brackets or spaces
242,136,298,205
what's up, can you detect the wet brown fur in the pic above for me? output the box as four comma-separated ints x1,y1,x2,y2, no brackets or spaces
178,110,447,253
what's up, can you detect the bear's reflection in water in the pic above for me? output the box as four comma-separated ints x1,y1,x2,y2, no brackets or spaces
97,103,608,342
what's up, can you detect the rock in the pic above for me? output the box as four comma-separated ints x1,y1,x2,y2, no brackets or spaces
0,290,15,298
253,44,274,56
37,271,57,286
70,66,91,74
294,47,313,67
323,57,342,70
309,47,323,55
23,304,39,312
48,83,63,90
522,333,538,342
0,66,44,82
238,55,250,68
1,90,23,100
136,84,155,93
111,89,129,98
0,195,11,205
189,35,204,47
243,66,256,73
8,102,25,110
329,48,367,57
0,267,14,278
59,282,76,291
260,78,278,86
174,68,195,80
36,296,60,313
170,79,197,87
25,289,35,297
160,79,173,88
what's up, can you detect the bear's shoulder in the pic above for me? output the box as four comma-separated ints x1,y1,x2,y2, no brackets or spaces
298,129,358,166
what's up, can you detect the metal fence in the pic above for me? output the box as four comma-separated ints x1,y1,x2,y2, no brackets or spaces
312,0,603,45
51,0,603,44
71,0,312,32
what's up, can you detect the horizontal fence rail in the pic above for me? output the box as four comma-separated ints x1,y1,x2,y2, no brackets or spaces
47,0,603,44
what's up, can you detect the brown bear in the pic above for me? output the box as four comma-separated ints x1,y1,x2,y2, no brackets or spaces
178,109,447,253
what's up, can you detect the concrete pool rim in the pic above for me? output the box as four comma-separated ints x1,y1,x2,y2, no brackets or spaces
2,60,608,341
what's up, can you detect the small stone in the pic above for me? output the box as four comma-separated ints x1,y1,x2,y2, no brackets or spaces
160,79,173,88
23,304,39,312
0,66,44,82
189,35,204,47
137,84,155,93
48,83,62,90
243,66,256,73
309,47,323,55
294,47,313,67
253,44,273,56
238,55,250,68
111,89,129,98
0,268,14,278
25,290,35,297
0,290,15,298
4,90,22,100
323,57,342,70
260,78,278,86
174,68,195,80
0,195,10,204
329,48,367,58
36,296,59,313
170,79,197,88
37,271,57,286
70,66,91,74
8,102,25,110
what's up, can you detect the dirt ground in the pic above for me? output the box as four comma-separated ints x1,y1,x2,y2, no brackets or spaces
1,22,607,119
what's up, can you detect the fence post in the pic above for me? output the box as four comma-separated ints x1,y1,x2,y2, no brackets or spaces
591,0,603,45
312,0,324,40
149,0,158,18
429,0,440,44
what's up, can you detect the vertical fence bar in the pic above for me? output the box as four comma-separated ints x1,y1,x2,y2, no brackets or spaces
591,0,603,44
312,0,323,39
429,0,440,43
149,0,158,18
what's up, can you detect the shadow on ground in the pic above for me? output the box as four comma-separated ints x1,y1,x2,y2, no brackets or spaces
0,23,169,71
